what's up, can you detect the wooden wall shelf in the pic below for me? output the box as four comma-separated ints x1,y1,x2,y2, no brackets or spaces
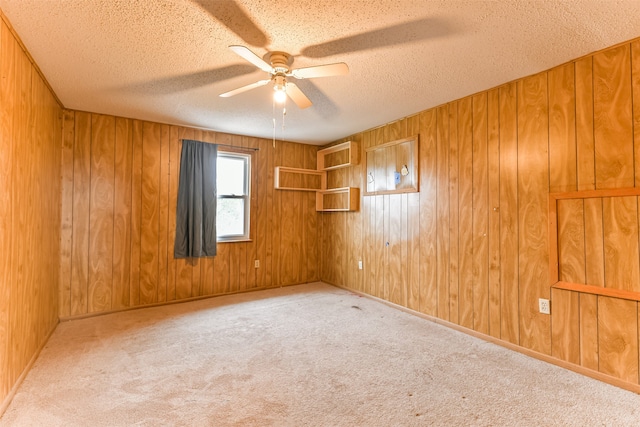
274,166,326,191
364,135,418,196
316,187,360,212
317,141,359,171
276,143,361,212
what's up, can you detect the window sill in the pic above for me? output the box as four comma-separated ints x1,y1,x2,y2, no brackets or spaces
217,238,253,244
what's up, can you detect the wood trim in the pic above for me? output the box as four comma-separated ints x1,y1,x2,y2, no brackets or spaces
274,166,326,191
328,281,640,395
553,281,640,302
548,187,640,285
550,187,640,200
316,187,360,212
549,195,559,285
317,140,359,171
58,282,307,322
363,135,419,196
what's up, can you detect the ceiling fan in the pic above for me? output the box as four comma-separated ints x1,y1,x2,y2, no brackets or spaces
219,45,349,109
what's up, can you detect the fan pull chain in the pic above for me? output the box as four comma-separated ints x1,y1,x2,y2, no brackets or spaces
282,106,286,133
272,98,276,148
272,118,276,148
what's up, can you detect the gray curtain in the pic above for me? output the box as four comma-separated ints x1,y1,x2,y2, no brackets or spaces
174,140,217,258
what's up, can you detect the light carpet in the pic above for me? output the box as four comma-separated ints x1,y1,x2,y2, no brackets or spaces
2,282,640,426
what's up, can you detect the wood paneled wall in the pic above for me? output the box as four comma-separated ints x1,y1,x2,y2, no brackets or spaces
59,111,320,317
0,17,62,409
321,39,640,389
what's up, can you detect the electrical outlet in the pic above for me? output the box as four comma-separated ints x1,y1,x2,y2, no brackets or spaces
358,260,363,270
539,298,550,315
254,260,260,269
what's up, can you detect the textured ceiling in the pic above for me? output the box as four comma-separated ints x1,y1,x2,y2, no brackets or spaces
1,0,640,145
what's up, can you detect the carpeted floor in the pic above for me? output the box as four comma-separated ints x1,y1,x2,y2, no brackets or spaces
2,282,640,426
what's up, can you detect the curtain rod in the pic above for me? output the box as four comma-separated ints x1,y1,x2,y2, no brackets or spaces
181,139,260,151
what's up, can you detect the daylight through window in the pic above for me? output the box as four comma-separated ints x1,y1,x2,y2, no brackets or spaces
217,151,251,241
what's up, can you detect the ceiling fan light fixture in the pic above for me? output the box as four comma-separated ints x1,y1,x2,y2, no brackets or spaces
274,88,287,104
273,75,287,104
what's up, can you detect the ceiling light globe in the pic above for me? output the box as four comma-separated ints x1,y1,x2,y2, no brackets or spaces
274,89,287,104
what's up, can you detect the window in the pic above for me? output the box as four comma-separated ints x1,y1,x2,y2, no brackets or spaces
217,151,251,241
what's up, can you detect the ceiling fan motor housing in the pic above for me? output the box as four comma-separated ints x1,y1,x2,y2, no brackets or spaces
268,51,292,74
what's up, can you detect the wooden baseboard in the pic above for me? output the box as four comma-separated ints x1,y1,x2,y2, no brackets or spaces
59,282,312,322
0,320,59,418
328,282,640,395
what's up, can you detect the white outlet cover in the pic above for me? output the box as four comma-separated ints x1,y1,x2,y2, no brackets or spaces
538,298,550,314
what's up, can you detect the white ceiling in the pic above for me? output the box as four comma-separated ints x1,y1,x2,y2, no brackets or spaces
2,0,640,145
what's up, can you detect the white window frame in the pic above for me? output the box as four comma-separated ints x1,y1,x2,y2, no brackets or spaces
217,150,251,242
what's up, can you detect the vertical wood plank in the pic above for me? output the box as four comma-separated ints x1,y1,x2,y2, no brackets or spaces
213,243,230,295
603,196,640,292
548,62,577,193
458,97,474,329
70,111,91,315
139,122,161,305
352,136,364,290
280,142,303,286
448,103,460,323
382,193,390,300
598,296,638,383
112,117,133,309
157,124,170,302
487,89,501,339
258,138,273,287
373,128,385,298
557,199,586,284
166,126,180,301
593,44,634,189
0,21,15,397
584,198,605,286
88,114,115,313
499,82,520,344
363,131,375,296
264,138,274,288
388,193,403,305
436,105,450,320
271,140,282,286
551,288,580,365
58,111,74,317
254,139,267,288
579,293,599,370
517,73,550,355
407,116,422,307
13,47,32,367
129,120,143,305
419,110,438,315
472,92,489,334
245,136,259,289
575,57,596,191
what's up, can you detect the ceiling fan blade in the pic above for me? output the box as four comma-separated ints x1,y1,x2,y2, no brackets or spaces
118,64,257,94
219,79,270,97
229,45,273,73
193,0,269,48
290,63,349,79
301,17,450,58
286,82,312,109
